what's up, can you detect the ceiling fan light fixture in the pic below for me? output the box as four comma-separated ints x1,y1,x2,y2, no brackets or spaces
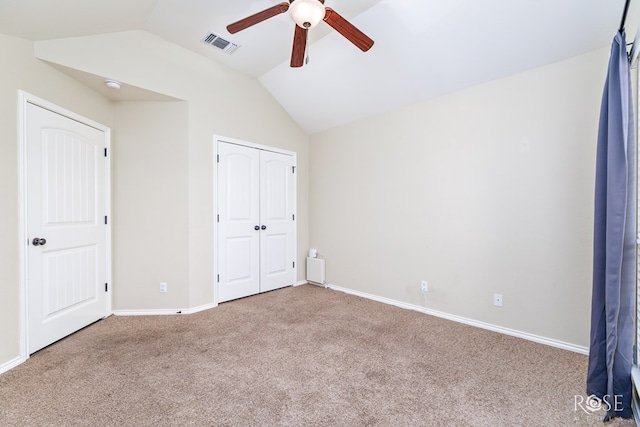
289,0,325,29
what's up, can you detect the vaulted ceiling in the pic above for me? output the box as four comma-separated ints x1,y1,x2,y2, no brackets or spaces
0,0,637,133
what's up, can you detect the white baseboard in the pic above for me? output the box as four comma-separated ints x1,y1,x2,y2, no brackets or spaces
112,309,185,316
112,302,217,317
295,280,308,286
326,284,589,355
0,355,26,376
298,280,328,288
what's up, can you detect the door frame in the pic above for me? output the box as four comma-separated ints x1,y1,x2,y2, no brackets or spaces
213,135,297,305
17,91,112,361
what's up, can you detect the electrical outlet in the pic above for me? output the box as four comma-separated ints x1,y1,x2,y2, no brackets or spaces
493,293,503,307
421,280,428,292
160,282,167,293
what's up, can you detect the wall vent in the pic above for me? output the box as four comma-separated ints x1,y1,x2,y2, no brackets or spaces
201,32,240,54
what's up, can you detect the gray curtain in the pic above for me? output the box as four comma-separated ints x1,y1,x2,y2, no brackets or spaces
587,29,636,421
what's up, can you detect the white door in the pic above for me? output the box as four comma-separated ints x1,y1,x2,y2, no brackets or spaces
26,102,108,353
217,141,296,302
260,150,295,292
217,143,261,302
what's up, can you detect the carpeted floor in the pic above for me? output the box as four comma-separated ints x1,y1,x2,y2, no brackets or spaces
0,285,635,426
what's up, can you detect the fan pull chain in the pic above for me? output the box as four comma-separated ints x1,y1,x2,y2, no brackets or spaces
305,29,310,64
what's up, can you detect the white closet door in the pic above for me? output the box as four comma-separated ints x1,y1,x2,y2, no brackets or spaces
259,150,295,292
217,141,296,302
218,143,261,303
26,102,108,353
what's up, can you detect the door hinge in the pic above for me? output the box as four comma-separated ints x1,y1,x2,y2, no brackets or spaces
217,214,219,223
105,216,108,225
105,283,108,292
104,148,108,157
292,166,296,173
293,261,295,268
217,154,220,163
217,274,220,283
292,214,295,221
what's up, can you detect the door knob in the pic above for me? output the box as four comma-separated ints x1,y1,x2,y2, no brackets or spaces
254,225,260,231
261,225,267,230
32,238,47,246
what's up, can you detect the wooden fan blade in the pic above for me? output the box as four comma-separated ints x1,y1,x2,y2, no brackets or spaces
227,2,290,34
323,7,374,52
291,25,308,67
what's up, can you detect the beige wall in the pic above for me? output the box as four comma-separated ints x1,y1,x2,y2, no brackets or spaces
112,101,190,310
309,48,610,348
0,34,113,366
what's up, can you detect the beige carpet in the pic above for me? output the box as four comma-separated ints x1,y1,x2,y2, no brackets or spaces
0,285,634,426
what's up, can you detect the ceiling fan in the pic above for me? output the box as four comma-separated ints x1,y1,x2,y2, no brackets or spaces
227,0,374,67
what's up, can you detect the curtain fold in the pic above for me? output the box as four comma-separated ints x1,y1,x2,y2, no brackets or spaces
587,29,636,421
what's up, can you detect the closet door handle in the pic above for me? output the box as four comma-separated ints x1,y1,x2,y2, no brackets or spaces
254,225,260,231
32,237,47,246
261,225,267,230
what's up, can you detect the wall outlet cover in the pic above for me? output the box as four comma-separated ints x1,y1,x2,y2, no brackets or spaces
493,293,503,307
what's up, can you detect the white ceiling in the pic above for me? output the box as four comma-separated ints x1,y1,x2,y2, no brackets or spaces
0,0,637,133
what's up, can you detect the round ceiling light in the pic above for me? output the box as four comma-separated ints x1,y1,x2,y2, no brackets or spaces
289,0,325,29
105,79,121,90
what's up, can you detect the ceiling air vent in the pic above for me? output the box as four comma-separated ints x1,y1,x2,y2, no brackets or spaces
201,32,240,54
